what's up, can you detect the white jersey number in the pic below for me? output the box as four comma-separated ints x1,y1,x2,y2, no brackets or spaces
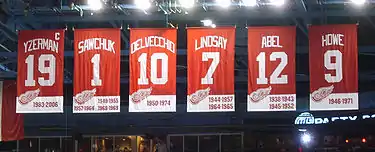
324,50,343,83
25,54,56,86
256,52,288,85
201,52,220,85
138,53,169,85
91,54,102,86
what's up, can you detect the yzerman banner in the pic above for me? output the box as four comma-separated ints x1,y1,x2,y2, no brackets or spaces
187,27,235,112
73,28,120,113
129,28,177,112
309,24,358,111
247,26,296,111
17,30,64,113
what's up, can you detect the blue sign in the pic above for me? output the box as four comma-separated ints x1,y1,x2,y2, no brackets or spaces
295,112,375,125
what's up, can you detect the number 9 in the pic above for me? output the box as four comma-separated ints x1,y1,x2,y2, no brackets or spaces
324,50,343,83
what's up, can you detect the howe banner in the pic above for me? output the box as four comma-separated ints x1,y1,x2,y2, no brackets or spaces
187,27,235,112
129,28,177,112
73,28,121,113
17,30,64,113
247,26,296,111
309,24,358,111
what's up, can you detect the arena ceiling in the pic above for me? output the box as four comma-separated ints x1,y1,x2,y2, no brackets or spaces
1,0,375,109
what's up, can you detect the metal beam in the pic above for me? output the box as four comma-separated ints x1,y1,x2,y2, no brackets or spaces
0,21,17,41
13,9,373,23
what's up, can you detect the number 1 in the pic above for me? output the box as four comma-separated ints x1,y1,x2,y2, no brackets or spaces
91,54,102,86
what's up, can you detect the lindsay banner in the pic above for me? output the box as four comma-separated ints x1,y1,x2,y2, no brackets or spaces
247,26,296,111
73,29,121,113
187,27,235,112
309,24,358,111
129,28,177,112
17,30,64,113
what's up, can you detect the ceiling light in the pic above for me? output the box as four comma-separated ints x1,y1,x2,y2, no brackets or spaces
135,0,151,10
301,133,311,144
242,0,257,6
179,0,195,8
270,0,284,6
88,0,102,10
351,0,366,5
201,19,213,26
216,0,231,8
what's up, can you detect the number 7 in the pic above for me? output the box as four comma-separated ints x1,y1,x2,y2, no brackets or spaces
201,52,220,85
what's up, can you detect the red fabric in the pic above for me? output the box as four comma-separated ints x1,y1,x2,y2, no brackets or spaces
309,24,358,93
247,26,296,94
17,30,65,97
129,28,177,96
247,26,296,111
1,81,24,141
187,27,235,95
73,28,121,112
74,28,120,96
309,24,358,110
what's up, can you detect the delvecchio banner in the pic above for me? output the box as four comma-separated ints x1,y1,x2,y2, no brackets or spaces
17,30,65,113
187,27,235,112
247,26,296,111
309,24,358,111
73,28,121,113
129,28,177,112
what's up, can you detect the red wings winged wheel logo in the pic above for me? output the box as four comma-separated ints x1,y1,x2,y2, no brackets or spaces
18,88,40,105
189,87,211,105
74,88,97,105
249,86,272,103
131,87,152,104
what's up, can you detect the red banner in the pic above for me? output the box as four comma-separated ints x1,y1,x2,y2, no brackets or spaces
187,27,235,112
247,26,296,111
129,28,177,112
73,28,121,113
0,81,24,141
17,30,64,113
309,24,358,110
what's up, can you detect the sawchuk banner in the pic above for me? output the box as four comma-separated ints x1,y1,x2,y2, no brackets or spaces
17,30,64,113
129,28,177,112
247,26,296,111
187,27,235,112
73,28,121,113
309,24,358,111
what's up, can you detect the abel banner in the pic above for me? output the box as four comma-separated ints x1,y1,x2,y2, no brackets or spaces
309,24,358,111
187,27,235,112
17,30,64,113
73,28,121,113
129,28,177,112
247,26,296,111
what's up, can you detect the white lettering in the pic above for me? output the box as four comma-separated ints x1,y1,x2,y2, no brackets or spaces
195,36,227,51
261,36,283,48
322,34,344,47
349,116,357,121
78,38,115,54
23,38,59,53
130,36,175,54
